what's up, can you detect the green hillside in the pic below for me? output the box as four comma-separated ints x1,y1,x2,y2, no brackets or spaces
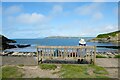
97,30,120,38
89,30,120,42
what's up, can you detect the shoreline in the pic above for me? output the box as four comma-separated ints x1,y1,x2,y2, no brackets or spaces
0,51,119,58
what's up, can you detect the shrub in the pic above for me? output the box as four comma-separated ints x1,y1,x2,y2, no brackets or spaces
18,64,24,67
96,55,107,58
114,54,120,58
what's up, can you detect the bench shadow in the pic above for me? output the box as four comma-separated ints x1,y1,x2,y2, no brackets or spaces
42,59,91,64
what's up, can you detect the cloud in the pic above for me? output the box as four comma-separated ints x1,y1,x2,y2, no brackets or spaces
104,25,118,31
6,12,48,25
75,3,99,15
16,13,47,25
4,5,22,15
93,12,103,20
3,12,49,38
75,3,103,20
50,5,63,16
94,25,118,34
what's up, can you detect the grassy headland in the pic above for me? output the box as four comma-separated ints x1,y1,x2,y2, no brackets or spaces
89,30,120,43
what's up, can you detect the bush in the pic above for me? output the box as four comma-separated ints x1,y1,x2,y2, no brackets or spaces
114,54,120,58
18,64,24,67
96,55,107,58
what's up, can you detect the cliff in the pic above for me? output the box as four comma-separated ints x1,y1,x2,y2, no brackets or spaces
0,35,16,50
89,30,120,42
0,35,31,50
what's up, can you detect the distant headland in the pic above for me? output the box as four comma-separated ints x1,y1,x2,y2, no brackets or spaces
45,36,81,39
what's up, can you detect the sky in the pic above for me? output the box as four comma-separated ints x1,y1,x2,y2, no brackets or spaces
1,2,118,39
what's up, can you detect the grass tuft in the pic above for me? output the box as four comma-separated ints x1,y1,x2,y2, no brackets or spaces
39,64,57,70
2,66,24,78
59,64,109,78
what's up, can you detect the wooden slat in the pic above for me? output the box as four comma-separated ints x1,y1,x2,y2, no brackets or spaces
86,49,88,60
60,48,62,58
75,49,77,58
88,49,90,61
71,48,73,58
64,48,67,59
46,48,49,58
44,48,46,59
90,49,93,64
80,48,82,59
36,47,39,65
41,48,43,60
48,49,50,58
50,48,53,59
42,49,44,59
67,49,69,58
93,46,96,65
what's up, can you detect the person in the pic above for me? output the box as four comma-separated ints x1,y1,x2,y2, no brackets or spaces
78,39,86,64
79,38,86,46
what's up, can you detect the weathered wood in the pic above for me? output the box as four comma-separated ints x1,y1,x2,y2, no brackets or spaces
43,49,45,59
37,46,96,65
93,46,96,65
50,49,53,59
44,48,46,59
87,49,90,61
40,48,43,64
36,47,39,65
64,48,67,59
72,48,73,58
80,48,82,59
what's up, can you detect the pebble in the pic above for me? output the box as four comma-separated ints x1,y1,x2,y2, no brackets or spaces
1,51,118,57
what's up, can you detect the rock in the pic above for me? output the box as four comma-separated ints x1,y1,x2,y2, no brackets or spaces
17,44,30,48
1,35,31,50
0,35,16,50
11,52,19,56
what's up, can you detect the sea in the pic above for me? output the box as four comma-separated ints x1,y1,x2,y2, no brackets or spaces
4,37,118,52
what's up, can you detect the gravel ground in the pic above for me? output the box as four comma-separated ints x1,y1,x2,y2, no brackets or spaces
20,65,60,78
1,56,37,66
96,58,119,78
96,58,119,67
0,56,119,78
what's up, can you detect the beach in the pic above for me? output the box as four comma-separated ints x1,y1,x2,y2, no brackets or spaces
1,50,119,57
